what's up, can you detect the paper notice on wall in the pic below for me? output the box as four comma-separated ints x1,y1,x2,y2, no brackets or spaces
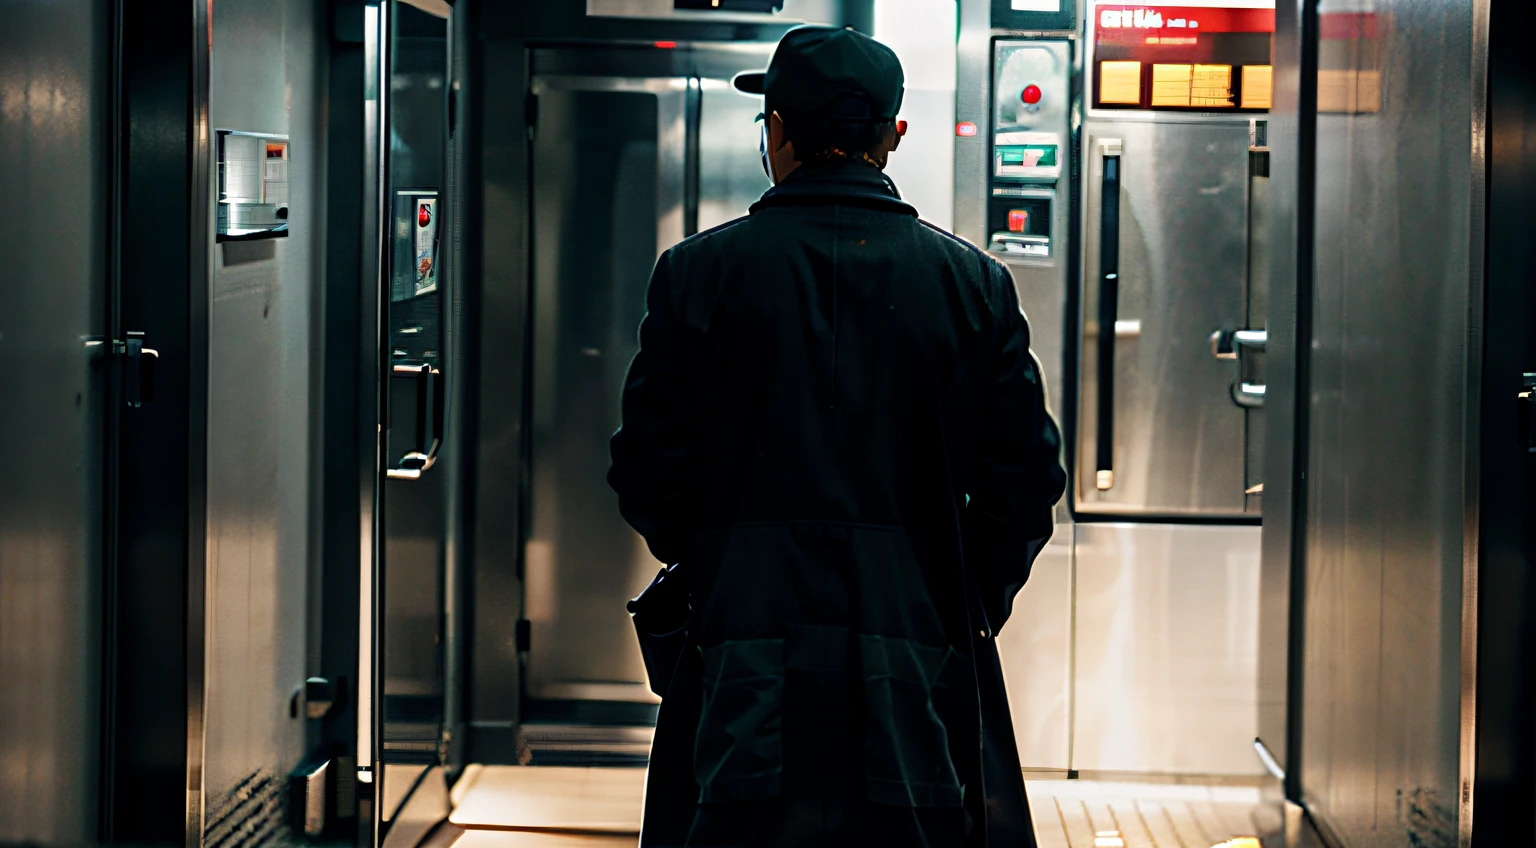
1190,64,1233,107
1012,0,1062,10
1100,61,1143,105
415,198,437,296
1151,63,1193,107
1242,65,1274,109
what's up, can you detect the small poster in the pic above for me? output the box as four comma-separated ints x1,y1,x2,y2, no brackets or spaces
414,198,438,296
393,190,438,302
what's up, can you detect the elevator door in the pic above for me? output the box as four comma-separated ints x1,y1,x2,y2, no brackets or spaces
1077,120,1256,517
526,76,688,706
0,0,110,839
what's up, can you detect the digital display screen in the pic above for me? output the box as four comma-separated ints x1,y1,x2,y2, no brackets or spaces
1092,1,1275,111
999,145,1058,168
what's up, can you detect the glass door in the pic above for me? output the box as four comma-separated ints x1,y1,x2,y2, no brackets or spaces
370,1,454,844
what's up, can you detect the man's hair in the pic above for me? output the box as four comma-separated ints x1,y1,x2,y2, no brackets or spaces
774,94,895,163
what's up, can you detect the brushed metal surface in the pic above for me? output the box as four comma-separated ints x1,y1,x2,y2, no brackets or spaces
696,77,771,233
1077,120,1252,517
0,0,109,840
1073,523,1262,775
952,0,992,245
995,526,1074,769
1299,0,1482,841
202,0,323,836
526,76,687,702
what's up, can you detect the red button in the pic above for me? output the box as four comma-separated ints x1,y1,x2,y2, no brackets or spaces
1022,84,1042,105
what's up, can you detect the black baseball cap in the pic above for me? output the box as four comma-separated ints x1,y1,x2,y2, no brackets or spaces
733,26,905,121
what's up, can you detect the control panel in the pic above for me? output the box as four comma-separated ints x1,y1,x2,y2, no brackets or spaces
989,40,1071,258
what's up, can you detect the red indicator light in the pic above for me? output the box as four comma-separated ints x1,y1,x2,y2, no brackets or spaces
654,41,677,49
955,121,978,137
896,120,908,137
1008,209,1028,233
1022,84,1042,105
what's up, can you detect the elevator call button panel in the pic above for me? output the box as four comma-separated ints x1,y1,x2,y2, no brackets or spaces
989,40,1070,257
993,42,1070,184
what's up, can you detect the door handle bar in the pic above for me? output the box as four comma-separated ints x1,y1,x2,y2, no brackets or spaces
1095,139,1123,491
1211,328,1267,408
387,363,444,480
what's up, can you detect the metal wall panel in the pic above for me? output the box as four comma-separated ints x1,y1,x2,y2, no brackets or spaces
1300,0,1481,840
0,0,108,840
995,526,1074,770
203,0,325,837
952,0,991,245
1073,523,1262,775
466,34,529,755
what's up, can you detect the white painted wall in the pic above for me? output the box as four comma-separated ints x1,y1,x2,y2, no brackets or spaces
874,0,958,231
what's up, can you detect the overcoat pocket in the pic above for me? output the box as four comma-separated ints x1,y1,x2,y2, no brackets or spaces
860,634,964,808
694,638,785,803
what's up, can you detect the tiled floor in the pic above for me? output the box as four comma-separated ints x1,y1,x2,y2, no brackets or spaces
444,766,1269,848
1024,779,1267,848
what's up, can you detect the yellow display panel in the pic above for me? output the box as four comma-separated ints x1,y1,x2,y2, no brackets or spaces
1150,63,1193,107
1242,65,1274,110
1099,61,1142,105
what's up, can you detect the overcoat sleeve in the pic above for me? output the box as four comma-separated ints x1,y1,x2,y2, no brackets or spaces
963,260,1068,633
609,250,695,566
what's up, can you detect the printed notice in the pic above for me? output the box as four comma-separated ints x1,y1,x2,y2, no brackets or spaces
1100,61,1142,105
1012,0,1061,9
1242,65,1274,109
415,198,438,296
1151,64,1193,107
1191,64,1234,107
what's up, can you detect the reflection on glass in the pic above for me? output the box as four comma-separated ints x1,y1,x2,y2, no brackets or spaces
216,130,289,240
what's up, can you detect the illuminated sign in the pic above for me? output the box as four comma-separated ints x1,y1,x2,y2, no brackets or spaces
1095,3,1274,35
1093,0,1274,111
1101,9,1174,28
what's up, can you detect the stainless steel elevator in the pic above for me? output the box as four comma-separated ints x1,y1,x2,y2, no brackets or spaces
956,0,1269,778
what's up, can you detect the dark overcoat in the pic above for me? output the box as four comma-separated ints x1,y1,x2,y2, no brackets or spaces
609,160,1067,848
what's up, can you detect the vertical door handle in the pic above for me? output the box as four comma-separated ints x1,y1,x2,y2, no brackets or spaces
1211,328,1267,407
116,331,158,408
387,363,444,480
1095,139,1123,491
